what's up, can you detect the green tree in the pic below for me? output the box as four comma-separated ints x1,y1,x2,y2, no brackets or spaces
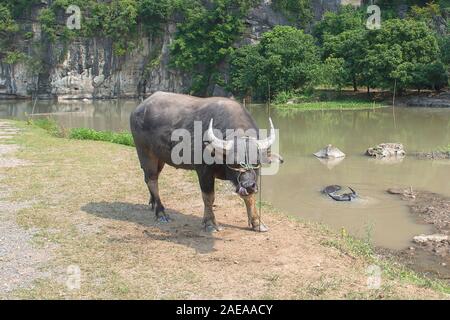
366,19,444,92
170,0,253,95
323,28,368,91
0,4,22,63
137,0,174,34
105,0,139,56
437,33,450,82
230,26,320,99
271,0,313,27
319,57,347,91
313,5,364,44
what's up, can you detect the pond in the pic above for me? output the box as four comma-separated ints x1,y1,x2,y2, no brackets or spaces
2,99,449,250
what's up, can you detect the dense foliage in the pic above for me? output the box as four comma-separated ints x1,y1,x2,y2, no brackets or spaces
169,0,257,95
230,26,320,99
318,6,448,93
271,0,313,27
1,0,449,98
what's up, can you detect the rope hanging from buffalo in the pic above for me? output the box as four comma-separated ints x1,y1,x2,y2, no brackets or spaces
259,161,262,232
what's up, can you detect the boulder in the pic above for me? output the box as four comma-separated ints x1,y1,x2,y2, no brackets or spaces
413,234,449,244
366,143,405,158
314,144,346,159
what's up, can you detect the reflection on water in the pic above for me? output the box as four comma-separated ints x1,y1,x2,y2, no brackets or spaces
0,99,138,132
2,99,450,249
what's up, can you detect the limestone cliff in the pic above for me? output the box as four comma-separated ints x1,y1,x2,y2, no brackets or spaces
0,0,355,100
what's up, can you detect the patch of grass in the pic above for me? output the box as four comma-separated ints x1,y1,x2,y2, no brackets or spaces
272,90,387,111
29,117,134,147
320,228,373,260
321,228,450,295
29,118,62,137
305,275,341,298
437,144,450,152
275,100,385,111
69,128,134,147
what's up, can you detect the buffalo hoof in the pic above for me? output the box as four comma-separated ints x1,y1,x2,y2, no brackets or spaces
156,213,172,223
203,223,223,233
252,223,269,233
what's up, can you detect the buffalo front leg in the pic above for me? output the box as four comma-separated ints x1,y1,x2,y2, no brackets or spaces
197,168,222,232
201,192,222,232
242,195,269,232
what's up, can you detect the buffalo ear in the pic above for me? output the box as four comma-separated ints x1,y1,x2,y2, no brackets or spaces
260,152,284,164
269,153,284,164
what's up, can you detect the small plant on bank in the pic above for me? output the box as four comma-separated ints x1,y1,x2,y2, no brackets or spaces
29,118,63,137
29,117,135,147
69,128,135,147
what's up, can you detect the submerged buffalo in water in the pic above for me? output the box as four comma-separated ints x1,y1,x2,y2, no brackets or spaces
130,92,283,232
322,185,358,202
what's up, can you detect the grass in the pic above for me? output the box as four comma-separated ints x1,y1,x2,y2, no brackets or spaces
69,128,134,147
272,90,388,111
320,228,450,295
274,100,385,111
29,117,134,147
2,120,450,299
30,118,61,137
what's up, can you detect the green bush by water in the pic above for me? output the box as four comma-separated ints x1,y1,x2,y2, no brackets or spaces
69,128,135,147
30,118,135,147
275,100,384,111
29,118,62,137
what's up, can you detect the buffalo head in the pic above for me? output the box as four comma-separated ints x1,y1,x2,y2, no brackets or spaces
206,118,283,197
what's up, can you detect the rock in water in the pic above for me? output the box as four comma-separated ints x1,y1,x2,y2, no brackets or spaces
366,143,405,158
413,234,449,244
314,145,346,159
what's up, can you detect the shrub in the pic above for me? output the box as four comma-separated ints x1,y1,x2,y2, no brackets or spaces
30,118,135,147
30,118,62,137
69,128,135,147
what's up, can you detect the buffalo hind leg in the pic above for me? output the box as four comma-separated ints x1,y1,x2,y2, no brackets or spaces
143,163,170,223
144,171,156,209
197,169,222,232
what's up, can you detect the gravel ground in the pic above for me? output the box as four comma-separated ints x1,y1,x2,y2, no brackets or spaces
0,121,51,296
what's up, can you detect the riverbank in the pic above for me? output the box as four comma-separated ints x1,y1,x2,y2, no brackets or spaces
387,188,450,280
1,120,449,299
271,91,387,111
272,89,450,111
273,100,386,111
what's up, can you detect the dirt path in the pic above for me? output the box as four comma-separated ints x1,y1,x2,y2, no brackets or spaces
0,122,448,299
0,121,52,294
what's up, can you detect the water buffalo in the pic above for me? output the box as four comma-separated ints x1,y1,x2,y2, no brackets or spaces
130,91,283,232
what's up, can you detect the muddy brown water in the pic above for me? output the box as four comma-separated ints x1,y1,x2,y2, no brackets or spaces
1,99,449,250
